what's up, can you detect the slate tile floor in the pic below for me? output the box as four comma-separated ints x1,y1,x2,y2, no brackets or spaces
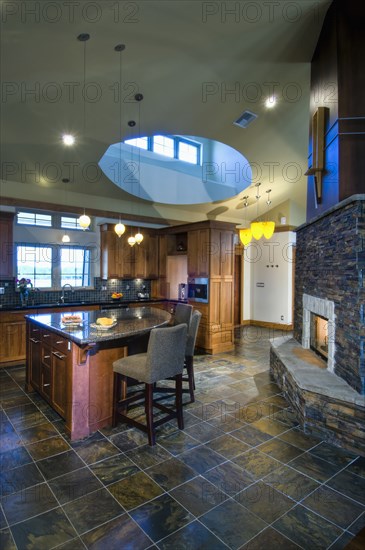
1,327,365,549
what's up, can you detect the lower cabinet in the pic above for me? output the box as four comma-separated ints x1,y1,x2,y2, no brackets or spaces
1,305,98,366
27,321,70,419
0,311,29,363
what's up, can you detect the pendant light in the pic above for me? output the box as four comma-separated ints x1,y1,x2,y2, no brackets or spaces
239,228,252,246
128,234,136,247
61,180,71,243
239,196,252,246
77,33,91,231
115,220,126,238
114,43,127,238
79,210,91,230
262,189,275,238
134,93,144,245
134,230,143,245
250,183,264,240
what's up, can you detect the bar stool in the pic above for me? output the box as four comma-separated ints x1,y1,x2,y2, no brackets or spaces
174,302,193,326
112,323,187,446
183,310,202,402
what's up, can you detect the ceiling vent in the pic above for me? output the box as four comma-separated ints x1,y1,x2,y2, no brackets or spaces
233,110,258,128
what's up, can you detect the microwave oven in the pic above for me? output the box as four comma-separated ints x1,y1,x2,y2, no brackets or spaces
187,278,209,303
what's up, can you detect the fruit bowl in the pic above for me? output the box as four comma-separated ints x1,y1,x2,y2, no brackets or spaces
111,293,123,301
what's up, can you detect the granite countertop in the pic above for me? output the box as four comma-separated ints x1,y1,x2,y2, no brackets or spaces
25,306,172,345
0,298,187,312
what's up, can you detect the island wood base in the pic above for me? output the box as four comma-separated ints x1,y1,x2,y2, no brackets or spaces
26,320,152,440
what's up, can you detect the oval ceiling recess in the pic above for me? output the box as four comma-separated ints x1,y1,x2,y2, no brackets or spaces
98,135,252,205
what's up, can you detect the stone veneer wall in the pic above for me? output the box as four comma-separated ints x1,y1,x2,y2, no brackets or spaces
294,197,365,395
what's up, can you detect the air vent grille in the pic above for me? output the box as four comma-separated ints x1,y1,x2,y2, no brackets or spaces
233,110,258,128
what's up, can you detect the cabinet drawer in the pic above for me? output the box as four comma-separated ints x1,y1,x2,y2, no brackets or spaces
41,328,53,342
51,334,70,353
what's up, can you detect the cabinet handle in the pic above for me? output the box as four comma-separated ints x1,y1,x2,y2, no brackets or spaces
43,355,50,359
30,338,40,343
43,334,50,338
52,351,66,359
32,328,39,333
43,383,50,387
56,340,64,344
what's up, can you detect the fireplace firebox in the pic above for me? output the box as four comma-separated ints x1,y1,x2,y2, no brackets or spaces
310,313,328,361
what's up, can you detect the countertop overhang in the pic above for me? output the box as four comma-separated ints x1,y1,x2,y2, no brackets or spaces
25,306,172,345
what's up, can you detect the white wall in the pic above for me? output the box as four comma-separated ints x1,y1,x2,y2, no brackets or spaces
243,231,296,325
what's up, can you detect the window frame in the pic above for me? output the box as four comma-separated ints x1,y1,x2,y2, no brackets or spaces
124,135,201,165
16,211,52,227
16,242,94,290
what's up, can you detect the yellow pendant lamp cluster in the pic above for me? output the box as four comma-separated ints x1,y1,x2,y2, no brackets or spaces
239,186,275,246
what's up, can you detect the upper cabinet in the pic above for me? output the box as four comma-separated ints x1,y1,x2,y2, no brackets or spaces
0,212,14,278
210,229,234,277
187,229,209,277
100,224,159,279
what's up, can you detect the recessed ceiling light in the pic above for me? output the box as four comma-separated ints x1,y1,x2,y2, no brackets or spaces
265,96,277,109
62,134,75,146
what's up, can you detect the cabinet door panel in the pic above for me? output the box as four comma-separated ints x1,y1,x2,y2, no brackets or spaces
188,229,209,277
0,213,14,278
41,365,51,401
29,336,41,390
51,350,68,418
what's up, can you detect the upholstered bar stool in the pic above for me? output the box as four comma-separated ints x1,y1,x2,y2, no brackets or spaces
174,302,193,327
112,323,187,446
183,310,202,402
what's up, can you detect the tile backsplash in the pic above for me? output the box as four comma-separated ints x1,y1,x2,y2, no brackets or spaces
0,278,152,308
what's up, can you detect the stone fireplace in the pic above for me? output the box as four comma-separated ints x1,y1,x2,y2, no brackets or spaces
302,294,335,370
270,196,365,455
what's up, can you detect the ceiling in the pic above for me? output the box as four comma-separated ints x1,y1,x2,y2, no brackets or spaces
0,0,332,227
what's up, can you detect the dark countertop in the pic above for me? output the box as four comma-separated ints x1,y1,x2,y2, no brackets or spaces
0,298,187,312
25,306,172,345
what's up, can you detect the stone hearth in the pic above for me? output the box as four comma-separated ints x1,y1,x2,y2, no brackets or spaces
271,336,365,456
270,195,365,454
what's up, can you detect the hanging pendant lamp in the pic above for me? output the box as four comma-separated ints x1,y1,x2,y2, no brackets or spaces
239,228,252,246
78,211,91,230
128,235,136,247
77,33,91,231
115,219,126,238
262,189,275,239
250,183,264,240
135,229,143,244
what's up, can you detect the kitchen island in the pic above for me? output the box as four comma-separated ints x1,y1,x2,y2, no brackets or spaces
25,307,171,440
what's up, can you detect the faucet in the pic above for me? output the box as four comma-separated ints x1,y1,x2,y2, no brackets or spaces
60,283,73,303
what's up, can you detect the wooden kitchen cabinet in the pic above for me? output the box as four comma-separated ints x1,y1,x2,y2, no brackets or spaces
210,229,234,277
134,233,159,279
27,324,41,391
100,224,159,279
0,305,98,366
0,212,14,278
0,310,29,363
27,322,70,419
187,229,209,277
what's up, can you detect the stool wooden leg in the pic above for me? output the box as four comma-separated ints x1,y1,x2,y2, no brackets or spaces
176,374,184,430
186,357,195,403
145,383,155,446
